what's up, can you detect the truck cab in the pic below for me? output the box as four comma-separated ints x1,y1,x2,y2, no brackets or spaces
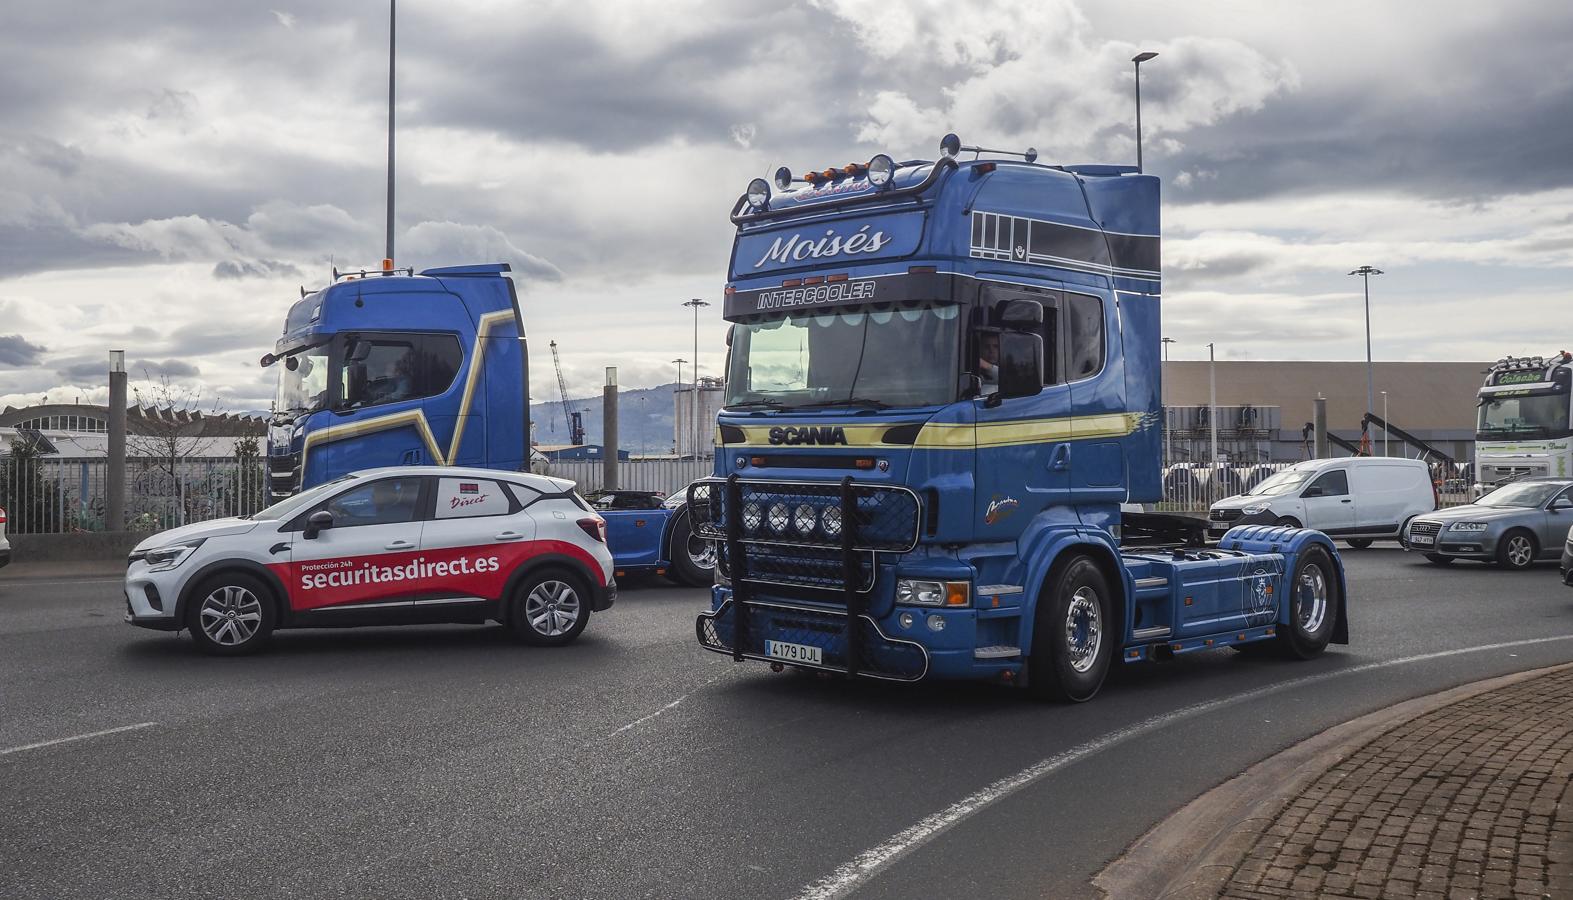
691,137,1348,701
1476,352,1573,490
263,263,528,501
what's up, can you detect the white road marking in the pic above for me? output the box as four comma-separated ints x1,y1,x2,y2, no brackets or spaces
790,635,1573,900
0,722,158,757
607,674,726,738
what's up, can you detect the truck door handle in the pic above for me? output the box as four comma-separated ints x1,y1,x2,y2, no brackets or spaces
1050,445,1070,472
385,539,416,550
494,531,525,541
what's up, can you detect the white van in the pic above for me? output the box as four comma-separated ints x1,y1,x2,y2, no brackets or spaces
1208,457,1437,547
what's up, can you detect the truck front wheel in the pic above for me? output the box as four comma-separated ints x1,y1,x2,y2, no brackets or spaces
1028,557,1114,703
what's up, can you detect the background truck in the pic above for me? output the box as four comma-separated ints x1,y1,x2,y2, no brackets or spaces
261,262,710,586
690,135,1349,701
1476,351,1573,489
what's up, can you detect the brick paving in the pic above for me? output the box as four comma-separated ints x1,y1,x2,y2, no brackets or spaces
1218,667,1573,900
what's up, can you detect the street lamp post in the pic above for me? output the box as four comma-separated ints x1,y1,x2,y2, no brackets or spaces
1348,265,1383,419
682,299,710,460
1132,51,1159,173
1208,342,1218,503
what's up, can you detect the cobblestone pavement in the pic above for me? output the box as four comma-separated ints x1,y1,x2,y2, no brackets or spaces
1219,667,1573,900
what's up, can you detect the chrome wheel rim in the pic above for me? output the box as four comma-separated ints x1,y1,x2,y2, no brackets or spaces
1064,586,1102,674
687,534,717,571
199,585,262,646
1507,536,1533,567
525,580,581,636
1296,564,1328,633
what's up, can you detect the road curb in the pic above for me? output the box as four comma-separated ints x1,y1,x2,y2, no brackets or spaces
1091,660,1573,899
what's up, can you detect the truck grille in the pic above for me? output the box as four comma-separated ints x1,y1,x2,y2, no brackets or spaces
687,478,919,552
717,543,877,593
268,453,301,500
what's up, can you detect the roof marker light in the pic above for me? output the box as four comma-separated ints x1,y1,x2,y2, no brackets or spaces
867,153,895,187
747,178,770,211
774,166,793,191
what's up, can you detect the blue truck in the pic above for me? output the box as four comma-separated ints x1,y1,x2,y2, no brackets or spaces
261,262,712,586
690,136,1349,701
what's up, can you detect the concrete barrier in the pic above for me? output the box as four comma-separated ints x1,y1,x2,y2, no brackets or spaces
8,531,145,563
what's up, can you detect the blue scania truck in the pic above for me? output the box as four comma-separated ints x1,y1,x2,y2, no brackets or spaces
690,136,1349,701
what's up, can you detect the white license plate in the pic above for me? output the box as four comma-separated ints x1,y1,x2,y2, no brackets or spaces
765,640,822,665
1411,534,1435,546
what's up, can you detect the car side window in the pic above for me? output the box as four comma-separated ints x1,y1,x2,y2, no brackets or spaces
320,477,425,527
1306,470,1349,497
434,477,515,519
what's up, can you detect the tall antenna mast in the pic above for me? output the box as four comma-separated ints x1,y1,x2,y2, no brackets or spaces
385,0,396,263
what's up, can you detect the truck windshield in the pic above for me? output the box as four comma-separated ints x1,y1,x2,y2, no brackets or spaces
1477,392,1571,439
725,303,961,410
275,344,330,417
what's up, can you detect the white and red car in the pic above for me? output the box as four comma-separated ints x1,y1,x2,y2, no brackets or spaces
125,466,615,654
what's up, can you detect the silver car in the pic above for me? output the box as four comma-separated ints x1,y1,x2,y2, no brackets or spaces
1402,478,1573,570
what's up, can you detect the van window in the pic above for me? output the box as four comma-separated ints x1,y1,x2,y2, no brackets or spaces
1305,470,1349,497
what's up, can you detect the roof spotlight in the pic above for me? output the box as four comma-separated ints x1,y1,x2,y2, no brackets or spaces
867,154,895,188
773,166,793,191
747,178,770,211
1024,147,1038,164
939,133,961,159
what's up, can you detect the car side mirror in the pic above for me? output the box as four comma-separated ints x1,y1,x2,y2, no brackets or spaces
1302,486,1323,498
304,509,334,539
992,331,1043,405
1553,499,1573,513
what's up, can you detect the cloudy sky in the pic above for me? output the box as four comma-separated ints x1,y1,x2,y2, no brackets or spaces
2,0,1571,413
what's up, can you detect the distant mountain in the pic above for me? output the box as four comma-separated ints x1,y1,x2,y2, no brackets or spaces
531,382,679,454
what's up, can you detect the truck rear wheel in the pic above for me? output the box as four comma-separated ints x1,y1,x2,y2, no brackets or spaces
1028,556,1114,703
666,511,715,588
1277,545,1338,659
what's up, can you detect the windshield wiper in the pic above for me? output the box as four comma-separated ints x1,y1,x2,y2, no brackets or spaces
727,398,789,410
790,397,891,410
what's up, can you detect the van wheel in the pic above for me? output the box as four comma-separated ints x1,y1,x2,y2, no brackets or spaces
1424,554,1455,565
1497,531,1537,571
1275,517,1302,529
1028,557,1113,703
1277,545,1337,659
666,512,715,587
186,572,276,656
1345,538,1373,549
509,570,591,646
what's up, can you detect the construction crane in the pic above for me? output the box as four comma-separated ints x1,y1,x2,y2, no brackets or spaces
549,340,585,446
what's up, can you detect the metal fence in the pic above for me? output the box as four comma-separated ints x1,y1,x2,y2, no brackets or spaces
1157,461,1473,512
544,458,714,498
0,456,268,534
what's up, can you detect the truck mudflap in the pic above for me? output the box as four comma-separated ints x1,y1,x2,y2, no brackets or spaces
696,596,929,682
1217,524,1350,645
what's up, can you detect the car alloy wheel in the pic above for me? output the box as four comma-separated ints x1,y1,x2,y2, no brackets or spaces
198,585,264,647
524,580,582,637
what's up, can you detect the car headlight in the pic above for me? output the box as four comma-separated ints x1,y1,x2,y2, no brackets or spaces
139,540,204,572
1241,505,1268,515
896,579,970,607
1449,522,1490,533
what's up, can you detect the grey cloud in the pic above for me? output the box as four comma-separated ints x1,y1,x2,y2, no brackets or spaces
133,358,201,378
212,258,305,280
0,334,47,367
400,221,562,282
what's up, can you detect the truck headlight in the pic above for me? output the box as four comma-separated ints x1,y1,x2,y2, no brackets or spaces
1241,505,1268,515
1449,522,1490,533
139,540,204,572
867,153,895,187
747,178,770,211
821,505,842,537
896,579,970,607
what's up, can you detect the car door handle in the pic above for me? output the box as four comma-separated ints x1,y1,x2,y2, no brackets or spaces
385,539,416,550
1340,498,1352,503
494,531,525,541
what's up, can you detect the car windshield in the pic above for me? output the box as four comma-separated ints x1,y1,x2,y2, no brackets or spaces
1246,470,1314,496
275,343,331,417
249,474,358,520
1475,482,1567,508
1477,392,1570,439
725,303,961,409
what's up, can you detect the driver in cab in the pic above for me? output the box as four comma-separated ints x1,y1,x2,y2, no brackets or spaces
978,331,1001,388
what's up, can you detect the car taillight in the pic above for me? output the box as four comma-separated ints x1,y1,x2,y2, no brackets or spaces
577,517,607,543
0,507,7,525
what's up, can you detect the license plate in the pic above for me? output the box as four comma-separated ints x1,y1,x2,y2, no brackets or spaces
765,640,822,665
1411,534,1435,546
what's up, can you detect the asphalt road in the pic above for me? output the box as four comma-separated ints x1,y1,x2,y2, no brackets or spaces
4,548,1573,899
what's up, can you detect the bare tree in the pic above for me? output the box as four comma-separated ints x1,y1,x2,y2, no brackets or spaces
127,373,224,526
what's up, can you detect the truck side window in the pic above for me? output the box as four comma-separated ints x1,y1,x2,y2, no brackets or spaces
979,285,1060,386
1065,294,1104,380
1305,470,1349,497
339,333,462,410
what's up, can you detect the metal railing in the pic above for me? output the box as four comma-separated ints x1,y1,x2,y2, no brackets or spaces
1156,462,1473,512
544,458,714,497
0,456,268,534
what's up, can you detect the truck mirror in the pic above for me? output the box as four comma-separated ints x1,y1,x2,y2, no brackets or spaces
995,332,1043,402
998,299,1044,327
303,509,334,539
725,325,735,348
347,339,372,362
